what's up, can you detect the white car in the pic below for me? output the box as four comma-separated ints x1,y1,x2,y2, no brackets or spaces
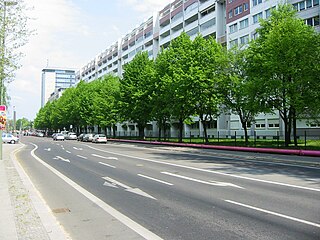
53,133,65,141
92,134,107,143
2,133,19,144
66,132,77,140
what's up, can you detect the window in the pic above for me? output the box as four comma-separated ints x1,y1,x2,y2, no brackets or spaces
185,2,198,14
229,39,238,47
240,18,249,29
172,11,183,22
252,0,262,6
293,3,299,10
307,0,313,7
256,123,266,128
265,8,271,18
299,1,305,10
144,30,152,39
234,5,243,16
314,0,319,6
200,5,215,17
306,18,313,26
200,18,216,31
315,16,320,26
253,12,263,24
268,123,279,128
229,23,238,33
228,10,233,19
243,2,249,11
240,35,249,44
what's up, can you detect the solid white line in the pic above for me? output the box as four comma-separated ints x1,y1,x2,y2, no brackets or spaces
29,143,163,240
137,174,173,186
92,154,118,160
66,151,71,154
99,162,116,169
162,172,243,188
225,200,320,228
77,155,87,159
86,145,320,192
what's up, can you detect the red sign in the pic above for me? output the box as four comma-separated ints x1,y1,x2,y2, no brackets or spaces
0,105,6,130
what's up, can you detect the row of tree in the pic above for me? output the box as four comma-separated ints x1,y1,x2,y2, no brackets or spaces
35,5,320,146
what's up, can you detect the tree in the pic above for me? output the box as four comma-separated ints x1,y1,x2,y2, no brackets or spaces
191,35,228,143
246,4,320,146
16,117,31,130
156,32,195,142
0,0,31,105
119,51,155,139
221,48,268,145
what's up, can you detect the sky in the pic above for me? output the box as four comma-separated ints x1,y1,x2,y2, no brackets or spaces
7,0,172,121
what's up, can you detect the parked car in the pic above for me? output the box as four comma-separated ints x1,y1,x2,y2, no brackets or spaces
77,133,84,141
53,133,65,141
92,134,107,143
83,133,94,142
66,132,77,140
2,133,19,144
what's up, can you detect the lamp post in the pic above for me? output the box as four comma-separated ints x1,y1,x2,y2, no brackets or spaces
0,1,17,160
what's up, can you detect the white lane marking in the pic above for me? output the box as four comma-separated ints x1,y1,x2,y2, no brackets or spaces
73,147,83,151
77,155,87,159
44,148,51,151
66,151,71,154
30,143,163,240
86,145,320,192
99,162,116,169
162,172,243,189
92,154,118,160
102,176,156,200
53,156,70,163
137,174,173,186
225,200,320,228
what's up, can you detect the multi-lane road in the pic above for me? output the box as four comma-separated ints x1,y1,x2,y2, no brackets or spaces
17,136,320,240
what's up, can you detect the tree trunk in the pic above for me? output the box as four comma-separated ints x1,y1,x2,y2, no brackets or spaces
200,115,209,144
178,118,184,143
158,119,162,141
112,124,116,138
137,124,145,139
292,108,298,147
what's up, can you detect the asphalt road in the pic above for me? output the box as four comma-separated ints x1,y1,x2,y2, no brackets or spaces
17,136,320,240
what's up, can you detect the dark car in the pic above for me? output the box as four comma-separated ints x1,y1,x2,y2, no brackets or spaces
77,133,84,141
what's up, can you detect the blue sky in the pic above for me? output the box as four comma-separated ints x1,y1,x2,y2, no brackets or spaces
8,0,171,121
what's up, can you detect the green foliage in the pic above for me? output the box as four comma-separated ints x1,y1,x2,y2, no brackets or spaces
245,4,320,145
119,51,155,138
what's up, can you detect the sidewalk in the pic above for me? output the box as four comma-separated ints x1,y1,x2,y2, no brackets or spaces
0,143,69,240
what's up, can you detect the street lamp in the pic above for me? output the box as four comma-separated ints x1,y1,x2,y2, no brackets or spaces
0,0,17,160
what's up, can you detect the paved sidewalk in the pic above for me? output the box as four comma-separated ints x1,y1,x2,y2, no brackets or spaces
0,143,69,240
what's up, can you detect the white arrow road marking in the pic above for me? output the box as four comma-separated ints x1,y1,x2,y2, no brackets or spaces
77,155,87,159
99,162,116,169
53,156,70,163
44,148,51,151
102,177,156,200
161,172,244,189
73,147,83,151
137,174,173,186
92,154,118,160
225,200,320,228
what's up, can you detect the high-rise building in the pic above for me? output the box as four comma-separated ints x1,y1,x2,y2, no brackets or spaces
41,68,76,107
75,0,319,137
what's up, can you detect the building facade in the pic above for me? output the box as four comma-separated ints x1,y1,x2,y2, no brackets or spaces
76,0,319,138
41,68,76,107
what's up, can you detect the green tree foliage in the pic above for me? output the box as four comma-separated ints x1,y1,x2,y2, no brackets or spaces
191,35,228,143
119,51,155,139
246,4,320,146
155,32,195,142
221,48,268,145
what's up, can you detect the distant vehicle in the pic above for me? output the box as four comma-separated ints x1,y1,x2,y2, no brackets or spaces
2,133,19,144
77,133,84,141
37,132,44,137
83,133,94,142
92,134,107,143
66,132,77,140
53,133,65,141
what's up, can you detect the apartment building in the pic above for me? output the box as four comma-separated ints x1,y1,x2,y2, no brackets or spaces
41,68,76,107
76,0,319,138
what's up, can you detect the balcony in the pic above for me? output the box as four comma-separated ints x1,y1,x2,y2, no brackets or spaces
199,0,214,12
171,28,184,40
199,10,216,25
160,23,171,35
159,34,171,46
185,18,199,32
